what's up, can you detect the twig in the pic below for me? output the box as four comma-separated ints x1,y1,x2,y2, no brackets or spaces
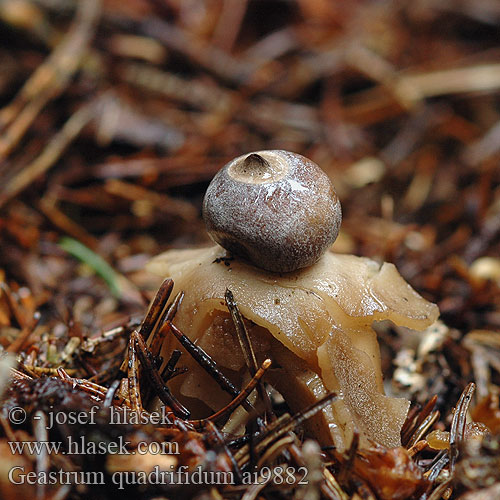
164,321,254,412
449,382,475,470
118,279,174,374
234,392,338,466
40,194,100,250
205,420,244,483
104,179,198,222
131,330,190,418
225,288,274,418
211,0,248,53
140,278,174,341
407,411,440,449
161,350,185,381
188,358,271,429
126,333,142,412
6,312,41,353
104,379,121,407
57,368,107,399
402,395,438,446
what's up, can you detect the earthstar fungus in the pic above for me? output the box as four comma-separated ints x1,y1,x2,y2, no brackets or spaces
148,150,439,451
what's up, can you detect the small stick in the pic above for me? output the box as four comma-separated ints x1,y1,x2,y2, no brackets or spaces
121,62,233,112
131,331,190,419
234,392,338,466
408,440,428,457
10,368,32,381
256,434,295,469
81,326,126,354
119,279,173,373
6,312,41,353
225,288,274,419
225,289,258,374
449,382,475,470
205,420,243,483
281,392,338,431
211,0,248,53
402,394,438,446
337,432,359,486
189,359,271,429
427,479,453,500
406,410,440,449
104,379,121,407
139,278,174,341
165,321,254,412
56,368,107,399
127,335,142,412
426,450,449,481
150,291,184,357
233,414,290,463
39,195,100,251
104,179,198,222
0,282,28,329
161,349,185,381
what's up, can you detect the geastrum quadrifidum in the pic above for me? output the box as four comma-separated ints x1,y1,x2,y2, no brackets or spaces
147,150,439,451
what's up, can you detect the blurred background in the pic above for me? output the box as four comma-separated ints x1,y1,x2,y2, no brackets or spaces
0,0,499,410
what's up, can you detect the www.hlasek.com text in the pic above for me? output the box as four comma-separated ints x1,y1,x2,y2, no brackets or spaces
9,435,179,456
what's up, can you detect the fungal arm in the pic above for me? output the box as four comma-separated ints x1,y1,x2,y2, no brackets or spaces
147,245,439,450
